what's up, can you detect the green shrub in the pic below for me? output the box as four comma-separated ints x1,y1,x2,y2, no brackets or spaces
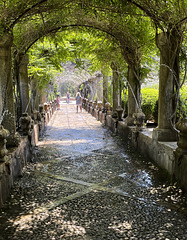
121,85,187,123
152,100,158,123
141,88,159,122
178,85,187,119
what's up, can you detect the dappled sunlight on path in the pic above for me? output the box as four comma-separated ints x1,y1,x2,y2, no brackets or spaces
39,103,109,156
0,102,187,240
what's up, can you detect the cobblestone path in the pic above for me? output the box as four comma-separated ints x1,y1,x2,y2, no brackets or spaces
1,103,187,240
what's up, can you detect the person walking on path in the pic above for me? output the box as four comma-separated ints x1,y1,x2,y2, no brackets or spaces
66,92,70,103
76,92,82,113
56,95,60,110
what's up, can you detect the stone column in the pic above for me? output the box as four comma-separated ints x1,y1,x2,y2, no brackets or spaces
124,65,141,126
0,34,20,147
111,62,120,112
19,54,31,115
96,73,103,102
88,78,97,101
40,88,47,105
31,76,39,111
102,73,109,106
152,32,179,141
0,34,13,122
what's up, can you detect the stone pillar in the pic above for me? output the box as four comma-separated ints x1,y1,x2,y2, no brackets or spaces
19,54,31,115
88,78,97,101
0,34,20,147
0,34,13,121
39,88,47,105
152,32,179,141
124,65,141,126
96,73,103,102
31,76,39,111
111,62,120,112
102,73,109,106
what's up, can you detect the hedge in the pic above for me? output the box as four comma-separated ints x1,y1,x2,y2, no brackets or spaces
141,88,159,122
121,86,187,123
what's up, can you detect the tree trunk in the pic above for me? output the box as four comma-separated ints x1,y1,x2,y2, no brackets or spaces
0,34,20,147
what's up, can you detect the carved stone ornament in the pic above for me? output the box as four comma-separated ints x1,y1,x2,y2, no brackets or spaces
19,112,32,135
176,118,187,153
0,125,9,161
133,111,145,129
97,101,103,111
105,102,111,115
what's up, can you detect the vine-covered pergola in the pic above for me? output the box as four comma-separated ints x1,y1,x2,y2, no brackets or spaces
0,0,187,147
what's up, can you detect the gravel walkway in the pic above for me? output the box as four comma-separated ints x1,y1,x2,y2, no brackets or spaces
0,102,187,240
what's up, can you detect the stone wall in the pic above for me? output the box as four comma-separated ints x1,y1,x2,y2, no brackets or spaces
0,136,31,207
105,115,176,175
88,107,187,191
0,102,56,208
134,131,176,175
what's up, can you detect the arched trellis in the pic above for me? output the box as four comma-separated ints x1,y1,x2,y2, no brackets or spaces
55,68,94,97
13,16,142,125
0,12,149,147
0,0,186,145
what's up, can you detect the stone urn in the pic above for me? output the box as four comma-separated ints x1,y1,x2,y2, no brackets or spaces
44,103,48,112
50,101,53,110
176,118,187,153
39,104,44,113
116,106,123,121
89,101,93,107
93,101,97,109
97,101,103,111
105,102,111,115
47,103,50,111
0,125,9,161
19,112,32,135
133,111,145,129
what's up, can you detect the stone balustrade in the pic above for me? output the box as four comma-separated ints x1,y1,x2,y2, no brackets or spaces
86,99,89,111
0,101,57,207
19,112,32,136
97,101,103,111
83,100,187,191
